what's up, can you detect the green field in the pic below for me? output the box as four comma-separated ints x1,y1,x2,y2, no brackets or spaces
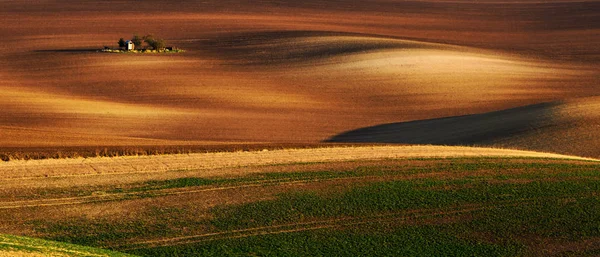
0,158,600,256
3,158,598,256
0,234,135,257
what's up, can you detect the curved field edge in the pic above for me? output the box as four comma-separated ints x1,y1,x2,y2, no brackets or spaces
0,145,596,181
0,143,360,162
0,234,136,257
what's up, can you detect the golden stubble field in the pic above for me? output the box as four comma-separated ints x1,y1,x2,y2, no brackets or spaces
1,145,594,182
1,0,599,156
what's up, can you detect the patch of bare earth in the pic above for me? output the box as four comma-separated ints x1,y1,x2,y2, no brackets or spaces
1,0,598,149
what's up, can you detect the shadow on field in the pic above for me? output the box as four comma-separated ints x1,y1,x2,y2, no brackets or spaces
199,30,434,65
326,102,560,145
33,49,100,53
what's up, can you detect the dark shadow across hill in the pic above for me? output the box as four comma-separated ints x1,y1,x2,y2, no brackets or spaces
33,49,100,53
325,102,560,145
199,30,436,65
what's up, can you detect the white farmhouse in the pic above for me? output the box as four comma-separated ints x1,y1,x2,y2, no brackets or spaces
125,40,135,51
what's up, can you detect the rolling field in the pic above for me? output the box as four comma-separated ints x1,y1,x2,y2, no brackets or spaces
1,146,599,256
2,0,600,256
328,96,600,157
1,0,599,157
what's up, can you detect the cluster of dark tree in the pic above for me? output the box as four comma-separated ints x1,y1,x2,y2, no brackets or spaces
118,34,166,50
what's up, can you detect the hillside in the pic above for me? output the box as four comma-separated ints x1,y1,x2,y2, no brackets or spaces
0,0,599,154
328,96,600,158
2,1,600,256
0,146,598,256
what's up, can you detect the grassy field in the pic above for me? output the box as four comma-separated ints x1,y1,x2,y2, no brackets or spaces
0,234,134,257
1,147,599,256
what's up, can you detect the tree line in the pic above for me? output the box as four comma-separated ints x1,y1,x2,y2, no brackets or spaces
118,34,166,50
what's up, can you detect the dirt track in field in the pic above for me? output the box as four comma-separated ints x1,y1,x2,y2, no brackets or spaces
0,162,568,210
1,150,599,256
0,145,595,210
117,197,560,250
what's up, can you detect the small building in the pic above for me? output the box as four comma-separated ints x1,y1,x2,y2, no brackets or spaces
125,40,135,51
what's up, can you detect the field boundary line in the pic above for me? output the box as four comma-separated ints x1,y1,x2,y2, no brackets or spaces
2,146,596,181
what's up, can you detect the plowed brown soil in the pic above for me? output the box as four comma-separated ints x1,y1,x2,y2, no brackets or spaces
328,96,600,158
1,0,598,155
